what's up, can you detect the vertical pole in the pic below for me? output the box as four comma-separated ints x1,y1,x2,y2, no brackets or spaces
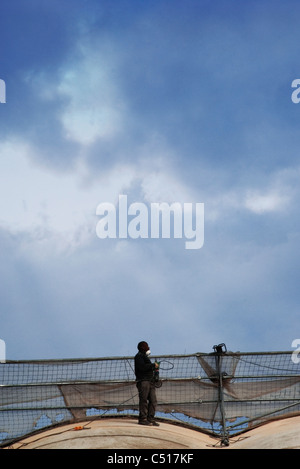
214,344,229,446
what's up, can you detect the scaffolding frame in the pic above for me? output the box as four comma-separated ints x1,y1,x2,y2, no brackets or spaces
1,346,300,447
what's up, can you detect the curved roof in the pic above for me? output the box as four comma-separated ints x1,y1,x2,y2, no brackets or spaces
5,416,300,449
5,418,218,450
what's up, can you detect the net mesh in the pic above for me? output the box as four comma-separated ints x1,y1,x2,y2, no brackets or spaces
1,349,300,446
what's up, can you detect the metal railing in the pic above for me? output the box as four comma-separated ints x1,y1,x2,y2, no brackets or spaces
1,345,300,447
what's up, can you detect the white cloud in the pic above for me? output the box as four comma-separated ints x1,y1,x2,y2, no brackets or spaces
0,135,198,255
243,166,300,215
205,165,298,221
0,138,137,250
141,169,196,204
244,190,289,214
56,44,126,146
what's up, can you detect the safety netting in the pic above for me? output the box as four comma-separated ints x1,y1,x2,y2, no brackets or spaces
1,348,300,446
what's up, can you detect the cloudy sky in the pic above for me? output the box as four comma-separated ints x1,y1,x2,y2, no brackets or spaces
1,0,300,359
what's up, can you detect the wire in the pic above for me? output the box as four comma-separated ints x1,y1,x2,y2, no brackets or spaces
238,356,299,374
157,360,174,371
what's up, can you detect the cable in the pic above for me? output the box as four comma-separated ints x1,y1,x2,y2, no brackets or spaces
158,360,175,371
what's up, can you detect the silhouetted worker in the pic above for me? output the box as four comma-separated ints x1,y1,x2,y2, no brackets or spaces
134,341,160,426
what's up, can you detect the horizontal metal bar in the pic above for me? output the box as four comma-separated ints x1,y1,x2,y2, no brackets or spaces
222,398,300,403
1,375,300,387
0,350,294,365
198,374,300,381
0,377,203,387
0,353,202,365
1,373,300,387
0,380,136,387
2,398,300,412
0,401,206,412
220,374,300,379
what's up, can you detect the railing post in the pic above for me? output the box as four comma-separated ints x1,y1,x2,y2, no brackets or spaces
213,344,229,446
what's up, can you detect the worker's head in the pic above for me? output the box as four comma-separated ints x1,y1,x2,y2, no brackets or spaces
137,341,151,355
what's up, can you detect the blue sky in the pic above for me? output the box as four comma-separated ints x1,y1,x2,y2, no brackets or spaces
1,0,300,359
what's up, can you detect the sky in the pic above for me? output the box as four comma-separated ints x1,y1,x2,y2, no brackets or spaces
1,0,300,359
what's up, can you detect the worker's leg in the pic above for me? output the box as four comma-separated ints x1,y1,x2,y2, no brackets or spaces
137,381,151,424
